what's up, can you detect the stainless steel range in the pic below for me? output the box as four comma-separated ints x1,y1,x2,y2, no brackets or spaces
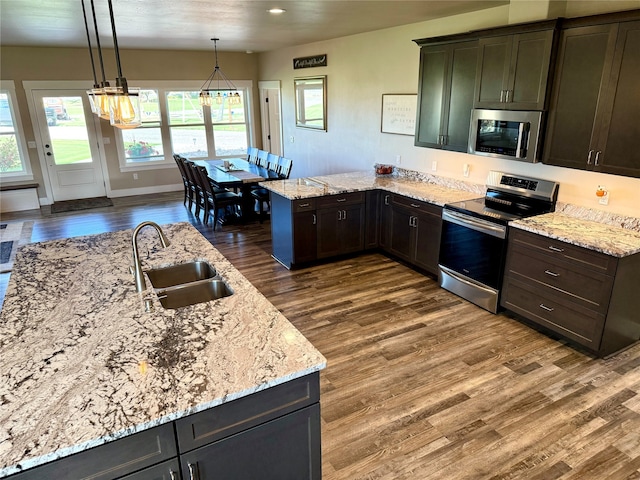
438,171,559,313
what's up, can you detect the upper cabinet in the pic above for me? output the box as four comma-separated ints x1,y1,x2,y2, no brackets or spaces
474,29,556,110
543,17,640,178
414,40,478,152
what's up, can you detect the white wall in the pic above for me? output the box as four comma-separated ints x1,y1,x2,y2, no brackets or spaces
258,2,640,218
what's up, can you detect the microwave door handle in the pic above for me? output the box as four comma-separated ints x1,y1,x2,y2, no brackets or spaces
515,123,529,158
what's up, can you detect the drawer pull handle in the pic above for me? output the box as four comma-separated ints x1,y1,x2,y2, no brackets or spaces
544,270,560,277
299,203,310,208
410,203,421,208
548,246,564,253
312,214,316,225
384,195,390,205
539,304,554,312
170,470,178,480
188,462,199,480
336,198,347,202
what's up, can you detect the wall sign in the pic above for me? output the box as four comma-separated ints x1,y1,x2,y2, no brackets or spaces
293,54,327,69
381,94,417,136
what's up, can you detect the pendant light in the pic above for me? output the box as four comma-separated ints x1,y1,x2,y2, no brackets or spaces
83,0,141,129
199,38,240,107
105,0,141,129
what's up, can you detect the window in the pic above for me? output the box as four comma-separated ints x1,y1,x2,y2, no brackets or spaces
117,82,252,171
0,82,32,180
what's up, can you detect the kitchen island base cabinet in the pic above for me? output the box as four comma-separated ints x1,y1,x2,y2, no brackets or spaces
271,193,317,268
501,229,640,357
7,373,321,480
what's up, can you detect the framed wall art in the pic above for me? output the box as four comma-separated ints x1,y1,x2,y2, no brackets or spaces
381,94,417,136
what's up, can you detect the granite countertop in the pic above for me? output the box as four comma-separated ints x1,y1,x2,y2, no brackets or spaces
261,170,483,206
510,211,640,258
0,222,326,476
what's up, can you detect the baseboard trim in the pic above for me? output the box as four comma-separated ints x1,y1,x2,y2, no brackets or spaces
108,184,183,198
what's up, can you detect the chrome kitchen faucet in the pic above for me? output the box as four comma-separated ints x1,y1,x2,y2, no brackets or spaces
132,221,170,292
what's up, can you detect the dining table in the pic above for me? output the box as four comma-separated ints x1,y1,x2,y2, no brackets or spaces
192,157,279,223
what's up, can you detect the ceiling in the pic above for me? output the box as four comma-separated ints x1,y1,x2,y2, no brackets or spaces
0,0,509,53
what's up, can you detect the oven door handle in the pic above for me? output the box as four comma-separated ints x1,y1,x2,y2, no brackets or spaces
442,209,507,239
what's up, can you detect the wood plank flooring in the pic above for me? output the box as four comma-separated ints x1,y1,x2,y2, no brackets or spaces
3,192,640,479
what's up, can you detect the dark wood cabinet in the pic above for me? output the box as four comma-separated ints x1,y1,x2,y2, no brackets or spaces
365,190,380,249
474,29,555,110
9,374,321,480
386,195,442,275
501,229,640,357
544,17,640,178
316,192,365,259
379,192,393,250
415,40,478,152
271,193,317,268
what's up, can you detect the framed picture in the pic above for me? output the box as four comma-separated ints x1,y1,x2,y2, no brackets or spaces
294,76,327,131
381,94,417,136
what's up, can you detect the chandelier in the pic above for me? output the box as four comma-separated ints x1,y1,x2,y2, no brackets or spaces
199,38,241,106
82,0,141,129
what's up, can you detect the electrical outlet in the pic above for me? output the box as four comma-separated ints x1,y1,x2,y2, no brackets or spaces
133,173,138,180
431,160,437,171
396,155,401,165
463,163,470,177
289,136,295,143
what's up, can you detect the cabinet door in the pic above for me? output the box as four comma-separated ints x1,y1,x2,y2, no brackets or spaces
508,30,555,109
341,203,365,254
415,45,448,147
293,210,317,264
597,20,640,178
388,206,413,263
180,404,321,480
543,24,617,169
316,207,342,259
412,208,442,275
379,192,393,250
443,41,478,151
474,35,511,108
364,190,380,249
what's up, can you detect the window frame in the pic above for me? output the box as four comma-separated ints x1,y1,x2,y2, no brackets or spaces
0,80,34,182
115,80,254,172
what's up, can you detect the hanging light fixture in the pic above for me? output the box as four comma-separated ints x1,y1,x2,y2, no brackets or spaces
199,38,240,107
83,0,141,128
82,0,110,119
105,0,141,129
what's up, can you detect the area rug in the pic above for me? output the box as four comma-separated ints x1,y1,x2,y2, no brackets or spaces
0,221,34,273
50,197,113,214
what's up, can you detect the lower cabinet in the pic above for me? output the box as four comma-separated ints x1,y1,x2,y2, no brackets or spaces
316,192,365,259
271,193,317,268
386,195,442,275
501,228,640,357
9,373,321,480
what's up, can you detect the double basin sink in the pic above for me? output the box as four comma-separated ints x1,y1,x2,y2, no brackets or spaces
146,260,232,309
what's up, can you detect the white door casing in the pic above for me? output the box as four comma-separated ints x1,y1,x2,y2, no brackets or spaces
258,81,283,156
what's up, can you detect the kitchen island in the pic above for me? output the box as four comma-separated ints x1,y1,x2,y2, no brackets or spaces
0,222,326,478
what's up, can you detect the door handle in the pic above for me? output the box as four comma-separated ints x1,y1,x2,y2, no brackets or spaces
169,470,178,480
384,195,390,206
500,90,505,102
342,209,347,220
312,214,316,225
188,462,199,480
587,150,594,164
594,151,601,166
337,210,342,220
505,90,511,103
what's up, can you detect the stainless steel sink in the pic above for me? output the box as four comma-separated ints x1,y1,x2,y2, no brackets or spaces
155,278,233,310
146,261,216,289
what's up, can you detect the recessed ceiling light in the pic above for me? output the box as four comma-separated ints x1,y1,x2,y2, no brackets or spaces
268,8,286,14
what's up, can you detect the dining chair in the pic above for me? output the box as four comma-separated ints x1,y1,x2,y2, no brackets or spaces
265,153,282,179
247,147,259,164
172,154,190,205
194,165,242,230
184,160,205,217
277,157,293,179
250,186,270,223
256,149,269,168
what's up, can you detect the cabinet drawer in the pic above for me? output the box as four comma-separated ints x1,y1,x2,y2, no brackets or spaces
391,195,440,216
175,372,320,453
510,228,618,274
502,278,606,349
9,423,177,480
316,192,365,208
506,243,614,314
293,198,316,212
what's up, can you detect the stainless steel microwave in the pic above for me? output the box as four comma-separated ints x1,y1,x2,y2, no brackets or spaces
468,109,543,163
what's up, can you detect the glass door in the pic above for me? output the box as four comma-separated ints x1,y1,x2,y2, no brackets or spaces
32,90,106,201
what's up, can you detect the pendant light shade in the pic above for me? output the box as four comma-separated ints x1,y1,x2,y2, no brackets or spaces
199,38,239,106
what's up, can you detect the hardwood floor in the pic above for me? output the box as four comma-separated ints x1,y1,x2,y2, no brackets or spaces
3,192,640,479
